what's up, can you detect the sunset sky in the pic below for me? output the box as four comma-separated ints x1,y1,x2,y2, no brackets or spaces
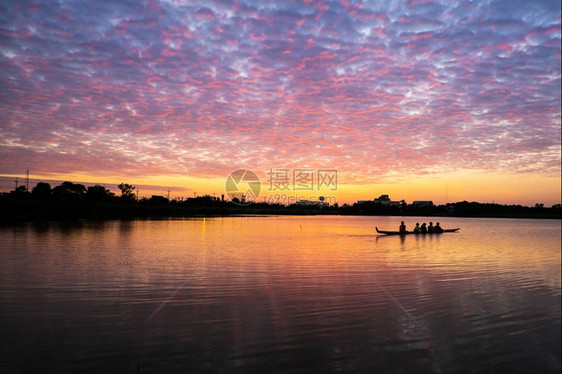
1,0,560,206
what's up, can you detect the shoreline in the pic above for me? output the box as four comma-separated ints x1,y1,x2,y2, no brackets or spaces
1,198,560,224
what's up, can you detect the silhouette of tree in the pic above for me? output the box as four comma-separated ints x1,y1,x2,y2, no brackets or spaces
147,195,169,205
86,185,115,201
53,181,87,200
32,182,52,199
184,195,215,207
118,183,136,201
14,185,28,193
10,185,30,200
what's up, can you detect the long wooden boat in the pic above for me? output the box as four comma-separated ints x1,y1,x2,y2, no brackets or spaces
375,227,460,236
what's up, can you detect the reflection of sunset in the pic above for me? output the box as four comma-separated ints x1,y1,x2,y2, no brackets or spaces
1,216,559,372
108,216,561,305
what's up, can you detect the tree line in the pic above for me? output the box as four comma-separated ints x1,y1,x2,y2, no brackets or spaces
1,181,560,221
7,181,137,202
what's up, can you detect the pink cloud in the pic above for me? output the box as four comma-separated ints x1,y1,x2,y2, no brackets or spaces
0,0,559,186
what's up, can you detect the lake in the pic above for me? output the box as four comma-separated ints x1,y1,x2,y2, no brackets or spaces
0,216,560,373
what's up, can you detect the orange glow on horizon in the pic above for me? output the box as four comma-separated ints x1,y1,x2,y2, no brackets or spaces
2,169,560,207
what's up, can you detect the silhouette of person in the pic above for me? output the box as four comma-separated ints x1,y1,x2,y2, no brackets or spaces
399,221,406,233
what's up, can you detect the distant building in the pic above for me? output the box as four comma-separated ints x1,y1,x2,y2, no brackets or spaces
412,200,434,207
374,194,391,205
388,199,406,207
374,195,405,207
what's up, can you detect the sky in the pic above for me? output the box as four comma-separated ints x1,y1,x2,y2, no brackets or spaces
0,0,560,206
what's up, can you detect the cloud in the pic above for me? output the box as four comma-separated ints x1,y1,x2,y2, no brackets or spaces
0,0,560,184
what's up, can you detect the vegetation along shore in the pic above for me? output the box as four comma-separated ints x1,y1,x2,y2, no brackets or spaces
1,181,560,223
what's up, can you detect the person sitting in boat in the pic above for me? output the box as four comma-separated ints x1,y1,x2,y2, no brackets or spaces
399,221,406,233
428,222,434,233
413,223,421,233
434,222,444,233
420,223,427,233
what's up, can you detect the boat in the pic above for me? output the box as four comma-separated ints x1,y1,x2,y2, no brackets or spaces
375,227,460,236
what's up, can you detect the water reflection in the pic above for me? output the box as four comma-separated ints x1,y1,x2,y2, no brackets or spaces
0,216,560,373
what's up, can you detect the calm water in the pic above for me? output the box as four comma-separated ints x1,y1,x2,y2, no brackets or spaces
0,216,560,373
